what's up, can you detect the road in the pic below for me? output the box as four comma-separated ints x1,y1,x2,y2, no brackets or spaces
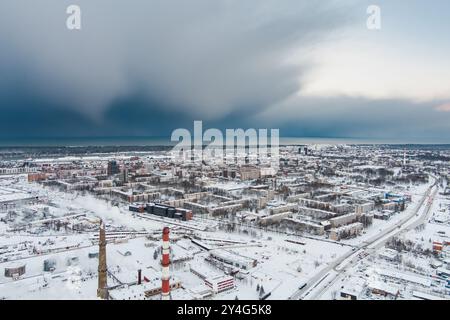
289,176,437,300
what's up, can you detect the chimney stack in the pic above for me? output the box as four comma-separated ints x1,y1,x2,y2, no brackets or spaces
161,227,171,300
97,219,108,299
138,269,142,285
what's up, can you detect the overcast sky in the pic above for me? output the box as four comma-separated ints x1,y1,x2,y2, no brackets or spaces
0,0,449,141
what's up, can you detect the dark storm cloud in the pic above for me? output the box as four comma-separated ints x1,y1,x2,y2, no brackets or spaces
0,94,97,137
0,0,350,122
1,1,448,141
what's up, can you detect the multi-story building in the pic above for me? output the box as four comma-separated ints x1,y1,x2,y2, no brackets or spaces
107,160,120,176
205,275,235,294
239,165,260,180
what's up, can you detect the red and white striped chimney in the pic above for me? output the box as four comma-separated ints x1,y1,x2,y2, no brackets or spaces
161,227,171,300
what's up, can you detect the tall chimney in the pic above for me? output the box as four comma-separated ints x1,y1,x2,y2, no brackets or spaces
97,219,108,299
138,269,142,285
161,227,171,300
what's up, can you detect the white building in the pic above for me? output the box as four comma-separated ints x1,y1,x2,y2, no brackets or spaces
205,275,235,294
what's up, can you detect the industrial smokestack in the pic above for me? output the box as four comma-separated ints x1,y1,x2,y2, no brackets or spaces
161,227,171,300
138,269,142,285
97,219,108,299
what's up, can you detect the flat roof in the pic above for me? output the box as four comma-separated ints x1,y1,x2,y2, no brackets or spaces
412,291,446,300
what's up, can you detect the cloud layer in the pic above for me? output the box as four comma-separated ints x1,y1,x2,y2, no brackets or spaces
0,0,349,119
0,0,450,141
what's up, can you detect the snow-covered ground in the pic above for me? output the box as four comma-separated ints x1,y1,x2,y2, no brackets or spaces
1,171,447,300
0,175,354,299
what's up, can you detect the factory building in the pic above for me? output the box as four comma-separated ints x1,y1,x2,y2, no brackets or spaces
205,275,235,294
4,263,26,278
146,279,182,298
190,259,236,293
130,203,193,221
108,278,182,300
0,192,40,209
209,249,257,270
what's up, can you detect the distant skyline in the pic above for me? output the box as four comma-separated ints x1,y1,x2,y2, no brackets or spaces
1,136,449,148
0,1,449,140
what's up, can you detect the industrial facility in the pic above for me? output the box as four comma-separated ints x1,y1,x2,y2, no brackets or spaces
129,203,193,221
0,144,449,300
